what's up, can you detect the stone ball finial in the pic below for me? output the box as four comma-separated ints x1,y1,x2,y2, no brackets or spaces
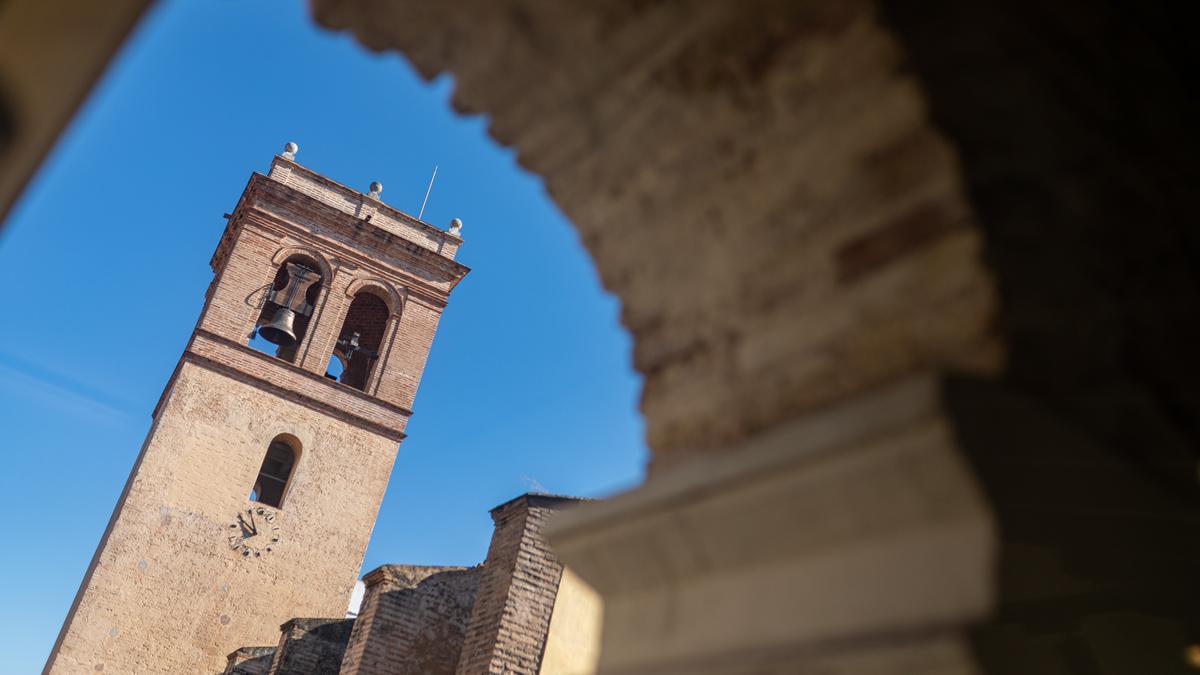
448,218,463,236
368,181,383,199
282,142,298,160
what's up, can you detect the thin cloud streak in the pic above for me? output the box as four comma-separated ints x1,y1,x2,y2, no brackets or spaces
0,360,134,424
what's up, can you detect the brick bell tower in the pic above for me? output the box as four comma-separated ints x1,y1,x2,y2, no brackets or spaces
45,144,469,674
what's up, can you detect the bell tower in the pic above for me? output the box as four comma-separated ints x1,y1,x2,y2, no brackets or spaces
44,145,469,674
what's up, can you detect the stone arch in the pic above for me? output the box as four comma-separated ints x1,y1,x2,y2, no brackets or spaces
344,276,404,319
271,245,332,282
328,289,393,392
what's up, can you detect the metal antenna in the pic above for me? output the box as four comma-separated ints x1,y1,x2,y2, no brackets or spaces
417,165,438,220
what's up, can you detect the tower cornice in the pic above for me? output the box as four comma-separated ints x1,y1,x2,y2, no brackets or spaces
160,329,413,440
212,172,469,299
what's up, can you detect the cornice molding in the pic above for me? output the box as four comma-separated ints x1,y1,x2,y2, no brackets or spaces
250,173,470,280
548,374,995,673
175,329,412,442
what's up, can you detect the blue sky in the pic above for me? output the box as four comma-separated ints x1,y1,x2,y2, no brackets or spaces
0,2,645,670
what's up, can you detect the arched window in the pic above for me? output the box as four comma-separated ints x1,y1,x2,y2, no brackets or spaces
250,436,297,508
249,256,324,363
325,291,390,391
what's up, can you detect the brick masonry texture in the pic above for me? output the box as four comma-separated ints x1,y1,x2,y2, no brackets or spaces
224,647,276,675
46,158,468,674
266,618,355,675
197,169,468,418
340,565,481,675
47,363,399,674
183,331,411,440
221,494,595,675
456,495,582,675
267,159,462,259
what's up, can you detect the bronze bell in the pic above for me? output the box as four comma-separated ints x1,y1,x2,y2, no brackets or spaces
257,307,298,346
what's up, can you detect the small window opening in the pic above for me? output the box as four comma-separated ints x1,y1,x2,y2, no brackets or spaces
249,258,323,363
326,292,389,391
251,438,296,508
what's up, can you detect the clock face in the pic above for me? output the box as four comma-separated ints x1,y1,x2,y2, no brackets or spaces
227,506,281,559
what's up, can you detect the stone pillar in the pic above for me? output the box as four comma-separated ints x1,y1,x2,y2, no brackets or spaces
340,565,480,675
299,265,353,376
373,297,444,411
455,495,583,675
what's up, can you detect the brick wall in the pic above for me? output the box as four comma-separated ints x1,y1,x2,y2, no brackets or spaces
46,364,399,674
336,292,391,390
340,565,480,675
196,215,448,417
197,170,465,416
372,300,442,412
266,157,462,259
183,331,411,439
266,618,354,675
455,495,582,675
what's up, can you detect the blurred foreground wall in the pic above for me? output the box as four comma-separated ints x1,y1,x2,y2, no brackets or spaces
3,0,1196,671
311,1,1200,673
0,0,151,225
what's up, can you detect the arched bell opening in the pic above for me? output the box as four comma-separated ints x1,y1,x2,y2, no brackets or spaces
326,291,389,391
249,255,324,363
